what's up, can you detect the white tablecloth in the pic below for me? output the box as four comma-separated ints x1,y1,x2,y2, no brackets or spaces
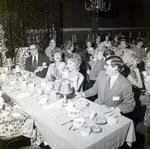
1,76,136,149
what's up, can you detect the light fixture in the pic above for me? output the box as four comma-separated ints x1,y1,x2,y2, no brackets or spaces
85,0,111,12
5,58,14,74
58,80,72,104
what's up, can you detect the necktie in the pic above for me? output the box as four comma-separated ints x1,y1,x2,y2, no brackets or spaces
104,77,111,98
33,56,37,70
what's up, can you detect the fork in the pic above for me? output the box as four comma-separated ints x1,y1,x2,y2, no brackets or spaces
61,120,73,126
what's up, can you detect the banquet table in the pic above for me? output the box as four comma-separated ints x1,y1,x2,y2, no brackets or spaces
1,75,136,149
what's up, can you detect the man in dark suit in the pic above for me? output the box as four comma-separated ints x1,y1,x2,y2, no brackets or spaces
111,34,120,48
92,35,101,49
25,44,51,78
77,56,135,114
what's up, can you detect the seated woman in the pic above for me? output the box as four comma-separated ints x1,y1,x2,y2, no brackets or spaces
62,40,74,61
115,40,128,57
121,49,143,88
101,34,112,49
46,48,65,80
140,52,150,126
85,39,96,61
62,53,84,92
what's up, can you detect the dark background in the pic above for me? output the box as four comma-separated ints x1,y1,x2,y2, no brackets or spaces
0,0,150,60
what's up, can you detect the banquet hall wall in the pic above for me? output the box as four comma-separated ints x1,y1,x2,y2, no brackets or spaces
62,0,150,43
0,0,150,61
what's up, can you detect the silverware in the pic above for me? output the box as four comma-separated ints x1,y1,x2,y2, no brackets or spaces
11,89,20,92
102,110,113,115
68,125,73,130
55,113,67,119
61,120,73,126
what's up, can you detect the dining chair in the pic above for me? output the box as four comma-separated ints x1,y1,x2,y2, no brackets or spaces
0,136,31,149
0,120,37,149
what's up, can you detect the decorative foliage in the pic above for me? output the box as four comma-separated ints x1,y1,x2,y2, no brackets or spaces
0,0,62,63
15,47,30,69
0,24,8,66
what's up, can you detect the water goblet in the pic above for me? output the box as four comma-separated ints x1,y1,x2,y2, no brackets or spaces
81,108,91,119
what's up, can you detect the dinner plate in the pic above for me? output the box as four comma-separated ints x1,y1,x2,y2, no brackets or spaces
68,111,81,118
73,118,85,128
93,115,107,125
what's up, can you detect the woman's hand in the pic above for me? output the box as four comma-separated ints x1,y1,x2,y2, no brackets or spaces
75,92,84,99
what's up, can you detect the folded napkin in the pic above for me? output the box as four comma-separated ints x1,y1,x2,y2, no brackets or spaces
42,100,63,110
16,92,31,99
103,111,121,125
40,108,67,121
105,116,118,125
102,111,121,118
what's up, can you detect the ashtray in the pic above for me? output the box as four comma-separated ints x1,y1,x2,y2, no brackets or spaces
93,115,107,125
91,125,102,134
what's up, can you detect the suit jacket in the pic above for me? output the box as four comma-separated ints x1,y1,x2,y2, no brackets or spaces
111,38,119,47
92,42,100,49
85,70,135,113
25,53,51,78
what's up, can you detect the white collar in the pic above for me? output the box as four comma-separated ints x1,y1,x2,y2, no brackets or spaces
32,54,38,61
109,73,120,89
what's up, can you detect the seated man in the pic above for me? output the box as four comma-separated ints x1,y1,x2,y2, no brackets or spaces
76,56,135,114
25,44,51,78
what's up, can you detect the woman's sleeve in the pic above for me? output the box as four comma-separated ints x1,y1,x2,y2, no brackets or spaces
46,64,53,78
